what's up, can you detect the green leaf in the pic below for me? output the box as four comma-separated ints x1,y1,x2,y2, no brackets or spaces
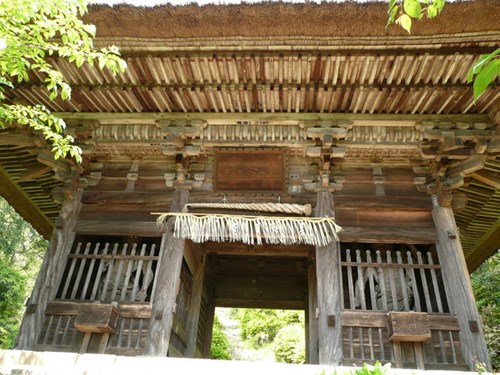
387,5,399,27
473,59,500,101
434,0,445,12
388,0,397,11
399,14,412,33
427,4,438,18
403,0,422,18
467,48,500,83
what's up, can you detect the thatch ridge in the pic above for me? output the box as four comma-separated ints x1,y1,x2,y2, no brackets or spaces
85,0,500,39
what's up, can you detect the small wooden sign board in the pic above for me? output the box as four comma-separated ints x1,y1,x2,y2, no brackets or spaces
74,304,119,334
215,148,285,192
388,311,431,342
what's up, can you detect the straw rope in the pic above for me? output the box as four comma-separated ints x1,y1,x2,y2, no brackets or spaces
155,213,341,247
183,202,312,216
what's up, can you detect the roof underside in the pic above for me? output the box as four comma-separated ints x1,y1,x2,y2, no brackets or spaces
1,0,499,269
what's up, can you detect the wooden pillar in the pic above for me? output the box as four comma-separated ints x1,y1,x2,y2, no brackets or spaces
315,191,343,365
145,189,189,356
432,196,491,371
307,260,319,364
16,190,83,349
185,255,206,357
202,297,216,358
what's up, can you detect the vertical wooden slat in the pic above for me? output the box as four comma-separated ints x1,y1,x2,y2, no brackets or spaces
396,251,410,310
417,251,432,312
80,242,100,300
90,243,110,300
376,250,388,311
131,244,147,301
346,249,355,310
368,327,374,359
378,328,385,360
348,327,354,359
387,251,398,311
60,242,82,299
111,243,128,301
449,330,458,364
100,243,119,301
366,251,377,310
120,243,138,301
427,252,444,313
359,327,365,359
70,242,92,300
406,251,421,312
356,250,366,310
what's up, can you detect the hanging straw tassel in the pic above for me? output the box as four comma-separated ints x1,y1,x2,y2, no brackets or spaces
155,213,342,247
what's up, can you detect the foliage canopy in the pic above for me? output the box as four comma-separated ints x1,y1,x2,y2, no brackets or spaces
0,0,126,162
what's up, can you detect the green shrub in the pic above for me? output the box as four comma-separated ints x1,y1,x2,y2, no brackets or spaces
211,315,231,360
272,323,305,364
471,252,499,370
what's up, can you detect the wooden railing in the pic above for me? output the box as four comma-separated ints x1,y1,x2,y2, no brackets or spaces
341,248,448,313
56,240,160,303
341,311,466,370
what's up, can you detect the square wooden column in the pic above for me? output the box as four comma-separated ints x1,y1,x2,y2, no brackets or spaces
145,189,189,356
307,260,319,364
16,190,83,349
432,196,491,371
315,191,343,365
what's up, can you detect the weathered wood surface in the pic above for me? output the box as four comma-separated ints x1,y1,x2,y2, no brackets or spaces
432,196,491,371
185,257,206,358
144,189,189,356
16,191,82,349
202,298,216,358
315,191,342,365
308,261,319,364
45,301,152,319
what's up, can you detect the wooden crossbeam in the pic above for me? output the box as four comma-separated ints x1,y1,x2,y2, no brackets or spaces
56,111,491,124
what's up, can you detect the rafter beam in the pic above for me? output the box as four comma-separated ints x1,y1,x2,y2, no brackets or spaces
0,166,53,239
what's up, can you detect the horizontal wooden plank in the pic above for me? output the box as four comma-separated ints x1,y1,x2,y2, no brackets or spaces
75,220,160,236
46,301,152,319
216,297,305,310
341,311,460,331
340,262,440,270
339,226,437,244
57,111,491,124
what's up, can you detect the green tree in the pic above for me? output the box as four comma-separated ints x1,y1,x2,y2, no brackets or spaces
272,323,305,364
0,197,47,348
0,0,126,162
211,315,232,360
233,308,303,348
471,251,499,370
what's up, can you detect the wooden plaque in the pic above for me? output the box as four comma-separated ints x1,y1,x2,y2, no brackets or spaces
74,304,119,334
388,311,431,342
215,149,284,191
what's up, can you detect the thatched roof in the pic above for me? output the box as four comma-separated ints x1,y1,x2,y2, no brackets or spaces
86,0,500,39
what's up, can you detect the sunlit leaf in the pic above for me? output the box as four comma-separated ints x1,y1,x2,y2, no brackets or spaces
399,14,412,33
404,0,422,18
